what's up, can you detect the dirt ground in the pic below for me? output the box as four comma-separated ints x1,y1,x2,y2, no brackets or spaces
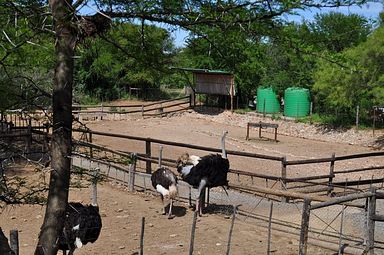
1,100,384,255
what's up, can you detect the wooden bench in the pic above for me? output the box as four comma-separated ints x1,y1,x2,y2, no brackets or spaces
246,122,279,142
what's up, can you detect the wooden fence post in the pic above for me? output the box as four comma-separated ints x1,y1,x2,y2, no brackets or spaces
26,118,32,154
226,205,237,255
356,105,359,131
91,167,100,205
140,217,145,255
267,201,274,255
189,211,198,255
373,107,376,137
10,229,19,255
158,146,163,168
366,188,376,255
299,198,311,255
338,205,345,255
327,153,336,196
129,153,137,192
281,157,288,202
145,140,151,174
89,132,93,158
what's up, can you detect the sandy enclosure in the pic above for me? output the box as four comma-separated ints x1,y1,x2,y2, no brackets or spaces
2,101,384,255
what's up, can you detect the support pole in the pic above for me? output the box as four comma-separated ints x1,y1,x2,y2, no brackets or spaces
145,140,151,174
338,205,345,255
129,153,137,192
366,188,376,255
267,202,274,254
356,105,359,131
91,168,100,205
158,146,163,168
226,205,237,255
140,217,145,255
89,132,93,158
189,211,198,255
327,153,336,196
299,198,311,255
281,157,287,202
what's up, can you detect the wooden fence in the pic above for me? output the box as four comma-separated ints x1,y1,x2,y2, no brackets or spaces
72,96,192,120
72,128,384,200
2,118,384,253
1,113,383,200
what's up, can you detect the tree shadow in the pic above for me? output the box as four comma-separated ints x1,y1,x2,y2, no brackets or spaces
193,106,225,116
372,135,384,150
314,123,348,134
203,203,236,216
171,205,187,217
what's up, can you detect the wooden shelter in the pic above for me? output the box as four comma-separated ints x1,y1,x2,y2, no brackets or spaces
177,68,236,111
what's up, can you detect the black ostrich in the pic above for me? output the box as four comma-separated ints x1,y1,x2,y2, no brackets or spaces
151,167,178,219
58,202,102,255
176,131,230,216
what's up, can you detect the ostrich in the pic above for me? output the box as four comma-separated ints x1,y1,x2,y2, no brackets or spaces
176,131,230,216
58,202,102,255
151,167,178,219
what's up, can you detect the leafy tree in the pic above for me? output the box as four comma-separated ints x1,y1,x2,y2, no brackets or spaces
313,26,384,124
257,12,372,98
0,1,372,254
75,22,176,102
0,1,54,111
306,12,372,53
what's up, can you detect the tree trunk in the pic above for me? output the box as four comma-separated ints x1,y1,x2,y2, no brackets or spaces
35,0,76,254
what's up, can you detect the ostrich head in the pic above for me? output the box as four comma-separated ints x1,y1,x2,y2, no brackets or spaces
176,153,190,173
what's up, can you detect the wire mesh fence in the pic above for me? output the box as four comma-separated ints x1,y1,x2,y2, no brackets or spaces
72,154,384,254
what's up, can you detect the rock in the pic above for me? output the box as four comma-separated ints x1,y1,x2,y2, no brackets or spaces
118,246,125,249
170,234,177,238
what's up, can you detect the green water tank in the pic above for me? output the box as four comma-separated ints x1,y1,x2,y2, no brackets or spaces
256,87,280,113
284,87,310,117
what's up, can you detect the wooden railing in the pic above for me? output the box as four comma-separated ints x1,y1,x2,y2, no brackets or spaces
72,128,384,198
72,96,192,117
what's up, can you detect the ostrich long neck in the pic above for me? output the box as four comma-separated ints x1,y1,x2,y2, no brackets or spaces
221,131,228,159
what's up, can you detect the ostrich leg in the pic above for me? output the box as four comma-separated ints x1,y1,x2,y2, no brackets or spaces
196,178,207,216
167,199,174,219
160,195,166,215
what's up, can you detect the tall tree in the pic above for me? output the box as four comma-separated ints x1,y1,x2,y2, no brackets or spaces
4,0,367,254
75,22,175,101
307,12,371,53
35,0,75,253
313,25,384,123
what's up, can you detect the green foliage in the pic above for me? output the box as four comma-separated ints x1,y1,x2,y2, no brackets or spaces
74,22,176,101
313,26,384,125
306,12,371,53
0,2,54,110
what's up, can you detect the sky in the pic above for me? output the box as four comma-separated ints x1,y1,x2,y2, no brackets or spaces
78,2,383,48
172,2,384,47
